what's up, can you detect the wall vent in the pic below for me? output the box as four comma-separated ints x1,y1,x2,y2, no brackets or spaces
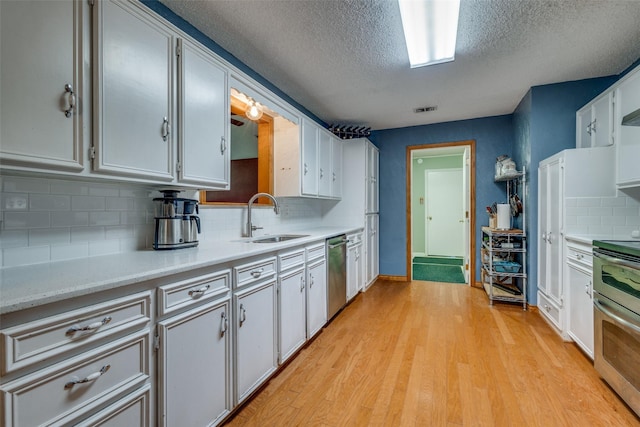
414,106,438,113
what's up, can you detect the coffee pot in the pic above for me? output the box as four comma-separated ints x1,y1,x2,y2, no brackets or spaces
153,190,201,250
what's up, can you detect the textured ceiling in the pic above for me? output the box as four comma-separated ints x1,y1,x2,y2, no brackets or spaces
159,0,640,130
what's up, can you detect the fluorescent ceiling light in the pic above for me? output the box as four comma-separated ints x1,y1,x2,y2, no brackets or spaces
398,0,460,68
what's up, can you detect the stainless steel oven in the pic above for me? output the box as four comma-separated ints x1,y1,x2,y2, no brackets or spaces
593,240,640,417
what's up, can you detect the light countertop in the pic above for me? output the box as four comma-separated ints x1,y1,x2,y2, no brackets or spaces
0,226,361,315
565,233,640,245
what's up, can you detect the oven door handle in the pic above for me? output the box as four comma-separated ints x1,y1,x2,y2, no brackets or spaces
594,298,640,335
594,250,640,271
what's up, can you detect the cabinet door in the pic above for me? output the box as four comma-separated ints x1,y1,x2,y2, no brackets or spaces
178,38,229,188
307,259,327,338
616,71,640,187
366,144,379,213
279,268,306,363
301,118,318,196
157,299,231,427
566,263,593,358
0,0,83,171
235,280,277,403
347,244,362,301
547,160,563,303
93,0,174,181
331,137,343,199
537,164,550,295
366,214,379,286
318,131,332,197
576,108,593,149
592,94,613,148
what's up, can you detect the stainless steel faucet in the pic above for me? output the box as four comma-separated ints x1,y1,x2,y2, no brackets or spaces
246,193,280,237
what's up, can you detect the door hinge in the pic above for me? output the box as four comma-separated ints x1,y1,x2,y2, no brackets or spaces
176,162,181,173
465,263,469,270
465,211,469,219
154,334,160,351
89,146,96,160
88,0,95,6
176,44,181,57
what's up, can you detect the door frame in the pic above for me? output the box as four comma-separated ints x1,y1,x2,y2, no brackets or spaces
406,140,476,285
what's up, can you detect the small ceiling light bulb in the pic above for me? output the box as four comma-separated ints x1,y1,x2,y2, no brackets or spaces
245,98,263,121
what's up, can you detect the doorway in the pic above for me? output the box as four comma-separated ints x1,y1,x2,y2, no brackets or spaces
406,141,475,285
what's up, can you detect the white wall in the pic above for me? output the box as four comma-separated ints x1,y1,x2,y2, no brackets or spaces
0,175,324,267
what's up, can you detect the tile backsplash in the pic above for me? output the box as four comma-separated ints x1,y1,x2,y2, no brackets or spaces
566,191,640,236
0,175,324,267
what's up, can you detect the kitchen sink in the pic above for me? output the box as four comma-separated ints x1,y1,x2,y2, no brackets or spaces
251,234,309,243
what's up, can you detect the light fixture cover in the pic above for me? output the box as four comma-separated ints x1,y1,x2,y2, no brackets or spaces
398,0,460,68
245,98,263,121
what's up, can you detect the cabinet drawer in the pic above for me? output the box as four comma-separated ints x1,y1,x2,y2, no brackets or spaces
157,269,230,317
278,248,305,272
72,384,150,427
1,292,151,375
234,257,277,289
537,291,562,331
306,242,325,262
0,331,149,427
566,243,592,268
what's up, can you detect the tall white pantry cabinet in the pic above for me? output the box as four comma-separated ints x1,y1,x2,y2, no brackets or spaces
537,147,615,337
325,138,379,289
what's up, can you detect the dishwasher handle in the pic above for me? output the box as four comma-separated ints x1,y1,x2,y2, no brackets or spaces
328,239,348,249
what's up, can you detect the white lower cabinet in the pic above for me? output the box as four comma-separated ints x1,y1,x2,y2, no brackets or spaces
0,331,149,426
565,239,594,358
157,298,232,427
234,279,277,404
347,233,364,301
74,384,151,427
307,258,327,338
278,267,307,363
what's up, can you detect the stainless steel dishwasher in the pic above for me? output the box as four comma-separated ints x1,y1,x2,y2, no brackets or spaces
327,234,348,320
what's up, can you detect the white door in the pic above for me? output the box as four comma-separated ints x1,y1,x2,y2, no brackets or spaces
157,299,231,427
548,160,563,303
425,169,464,257
93,0,174,181
0,0,84,171
538,164,550,295
462,148,471,282
567,264,594,357
178,38,229,188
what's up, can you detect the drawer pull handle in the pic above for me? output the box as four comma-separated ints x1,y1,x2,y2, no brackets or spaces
239,304,247,325
220,312,228,335
66,316,112,336
250,268,264,278
64,364,110,389
309,273,314,288
188,284,210,298
300,276,305,292
63,83,75,118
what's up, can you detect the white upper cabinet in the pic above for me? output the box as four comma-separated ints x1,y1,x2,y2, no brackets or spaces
177,38,229,188
274,116,342,200
366,143,379,213
318,130,332,197
616,68,640,188
576,92,614,148
0,0,84,171
93,0,175,181
92,0,231,189
301,117,319,196
331,136,343,199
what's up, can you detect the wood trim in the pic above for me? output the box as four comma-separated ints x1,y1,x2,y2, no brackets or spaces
406,140,476,286
378,275,409,282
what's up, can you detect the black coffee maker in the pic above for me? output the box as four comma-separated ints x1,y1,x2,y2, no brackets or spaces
153,190,201,250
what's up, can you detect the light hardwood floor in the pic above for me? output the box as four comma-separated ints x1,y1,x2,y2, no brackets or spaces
225,279,640,426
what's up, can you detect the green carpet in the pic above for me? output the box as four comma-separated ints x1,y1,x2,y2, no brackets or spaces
412,256,465,283
413,256,463,266
412,264,465,283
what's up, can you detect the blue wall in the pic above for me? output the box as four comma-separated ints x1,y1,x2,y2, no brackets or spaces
369,115,514,280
